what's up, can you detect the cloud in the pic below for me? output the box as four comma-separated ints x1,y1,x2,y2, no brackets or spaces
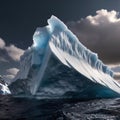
3,68,19,84
5,45,24,61
68,9,120,64
109,64,120,80
107,64,120,80
0,38,5,48
113,73,120,80
0,38,24,62
0,38,24,82
6,68,19,76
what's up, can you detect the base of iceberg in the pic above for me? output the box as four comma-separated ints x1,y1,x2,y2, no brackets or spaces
7,15,120,99
8,49,120,99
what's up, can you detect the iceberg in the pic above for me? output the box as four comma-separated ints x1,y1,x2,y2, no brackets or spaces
9,16,120,99
0,76,11,95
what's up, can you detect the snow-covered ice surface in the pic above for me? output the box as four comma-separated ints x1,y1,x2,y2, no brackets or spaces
0,76,11,94
9,16,120,99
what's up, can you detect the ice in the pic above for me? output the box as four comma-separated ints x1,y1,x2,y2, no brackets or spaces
0,76,11,95
48,16,113,77
33,27,50,50
9,15,120,99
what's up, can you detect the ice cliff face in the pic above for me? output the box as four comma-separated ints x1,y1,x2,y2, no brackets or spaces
9,16,120,99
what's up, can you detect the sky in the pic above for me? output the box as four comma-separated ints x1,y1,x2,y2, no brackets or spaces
0,0,120,48
0,0,120,80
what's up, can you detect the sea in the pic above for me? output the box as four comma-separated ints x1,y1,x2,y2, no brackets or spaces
0,95,120,120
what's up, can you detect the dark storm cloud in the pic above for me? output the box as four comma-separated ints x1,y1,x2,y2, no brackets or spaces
68,9,120,64
0,38,24,84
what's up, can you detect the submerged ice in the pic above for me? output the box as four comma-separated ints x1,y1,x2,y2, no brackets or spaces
7,16,120,99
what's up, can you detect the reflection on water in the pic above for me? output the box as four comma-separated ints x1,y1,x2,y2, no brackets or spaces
0,95,120,120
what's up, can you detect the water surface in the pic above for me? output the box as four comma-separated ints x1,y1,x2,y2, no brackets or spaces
0,95,120,120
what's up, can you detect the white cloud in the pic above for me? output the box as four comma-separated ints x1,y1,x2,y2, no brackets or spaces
68,9,120,64
5,45,24,61
86,9,120,25
0,38,24,82
110,65,120,72
0,38,5,49
6,68,19,76
108,64,120,80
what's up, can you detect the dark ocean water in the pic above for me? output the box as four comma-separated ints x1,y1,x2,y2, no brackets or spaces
0,95,120,120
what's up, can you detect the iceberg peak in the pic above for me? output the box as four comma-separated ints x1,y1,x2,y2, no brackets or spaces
8,15,120,99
